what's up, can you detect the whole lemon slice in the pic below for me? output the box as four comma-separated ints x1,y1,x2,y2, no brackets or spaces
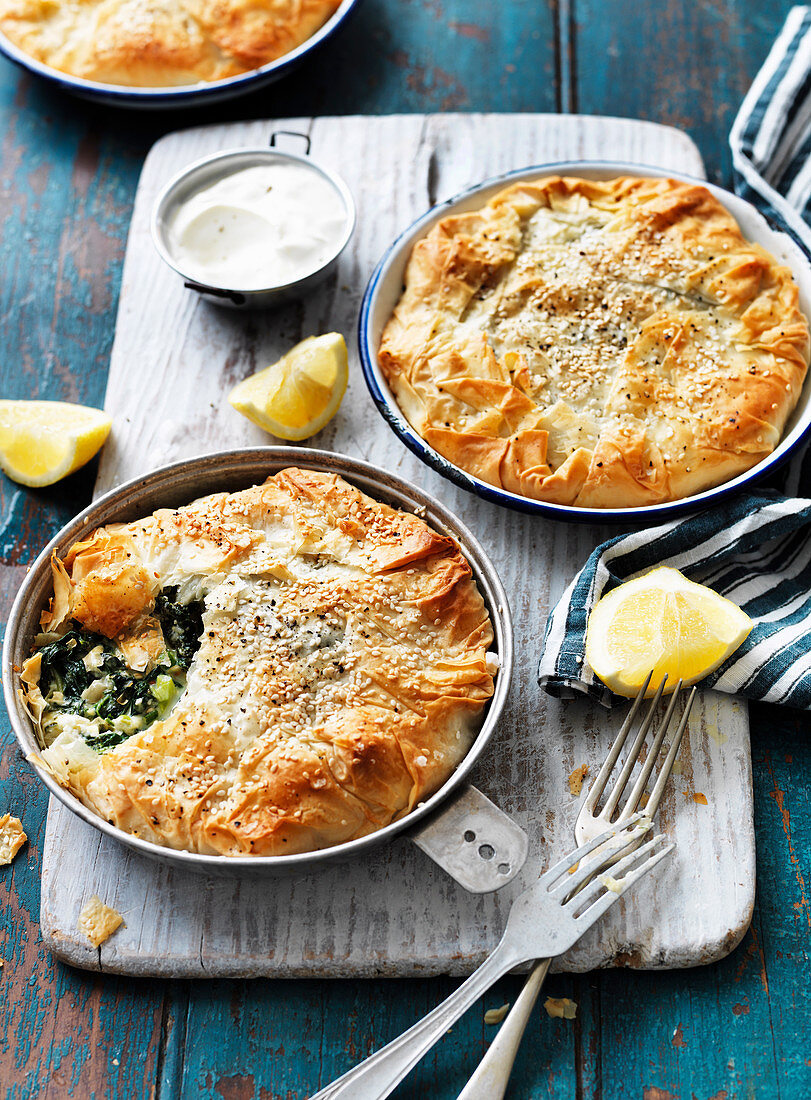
0,400,112,488
229,333,348,441
585,566,753,696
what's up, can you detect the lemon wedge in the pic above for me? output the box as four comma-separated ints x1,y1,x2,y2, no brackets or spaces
585,566,753,696
0,400,112,488
229,333,348,441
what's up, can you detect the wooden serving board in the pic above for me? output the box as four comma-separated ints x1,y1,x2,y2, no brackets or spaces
39,114,755,977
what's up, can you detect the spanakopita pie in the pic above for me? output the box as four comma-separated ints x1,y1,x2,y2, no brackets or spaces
378,175,811,508
0,0,341,86
21,469,495,856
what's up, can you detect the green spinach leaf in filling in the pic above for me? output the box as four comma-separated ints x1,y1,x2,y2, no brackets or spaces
155,587,204,669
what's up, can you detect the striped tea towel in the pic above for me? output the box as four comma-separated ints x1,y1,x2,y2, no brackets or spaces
731,3,811,496
539,492,811,708
538,9,811,709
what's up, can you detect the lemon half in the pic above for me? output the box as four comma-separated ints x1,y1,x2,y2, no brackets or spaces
585,566,753,697
229,333,348,441
0,400,112,488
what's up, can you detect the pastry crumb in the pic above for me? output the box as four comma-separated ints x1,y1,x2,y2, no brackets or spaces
544,996,577,1020
78,896,124,946
0,814,27,865
568,764,589,797
484,1003,510,1025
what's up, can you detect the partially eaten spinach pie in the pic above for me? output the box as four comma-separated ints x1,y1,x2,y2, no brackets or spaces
22,469,496,857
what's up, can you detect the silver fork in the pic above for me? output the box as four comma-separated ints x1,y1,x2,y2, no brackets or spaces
309,815,673,1100
456,674,697,1100
576,674,697,847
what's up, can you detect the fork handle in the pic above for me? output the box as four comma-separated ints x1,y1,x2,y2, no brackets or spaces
456,958,551,1100
308,940,521,1100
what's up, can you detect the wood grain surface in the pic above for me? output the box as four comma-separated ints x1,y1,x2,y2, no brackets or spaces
36,112,755,980
0,2,809,1098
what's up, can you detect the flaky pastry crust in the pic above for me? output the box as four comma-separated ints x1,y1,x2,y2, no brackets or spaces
379,176,811,508
22,469,495,857
0,0,341,86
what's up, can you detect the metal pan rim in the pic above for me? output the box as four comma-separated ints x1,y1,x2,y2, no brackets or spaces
2,447,513,875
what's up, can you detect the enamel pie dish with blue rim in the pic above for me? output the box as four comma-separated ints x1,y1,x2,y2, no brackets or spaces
358,161,811,524
0,0,360,108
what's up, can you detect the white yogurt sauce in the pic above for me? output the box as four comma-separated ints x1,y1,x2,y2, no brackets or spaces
167,163,348,290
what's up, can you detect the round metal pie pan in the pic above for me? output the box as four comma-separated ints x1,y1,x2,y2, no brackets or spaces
2,447,513,877
358,160,811,524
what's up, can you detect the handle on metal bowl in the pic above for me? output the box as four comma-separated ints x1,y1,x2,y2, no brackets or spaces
407,785,529,894
269,130,312,156
183,281,247,306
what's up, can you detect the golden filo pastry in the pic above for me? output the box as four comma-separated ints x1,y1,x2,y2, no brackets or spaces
21,469,496,857
0,0,342,86
379,175,811,508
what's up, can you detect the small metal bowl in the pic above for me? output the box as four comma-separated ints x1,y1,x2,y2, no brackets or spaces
151,132,356,309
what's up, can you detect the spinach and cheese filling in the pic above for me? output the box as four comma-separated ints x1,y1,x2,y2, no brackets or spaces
21,469,496,857
35,586,203,752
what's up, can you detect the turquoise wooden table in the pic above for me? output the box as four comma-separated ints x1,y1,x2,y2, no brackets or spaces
0,2,809,1097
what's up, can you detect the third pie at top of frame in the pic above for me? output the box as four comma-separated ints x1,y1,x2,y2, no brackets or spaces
378,175,811,509
0,0,342,86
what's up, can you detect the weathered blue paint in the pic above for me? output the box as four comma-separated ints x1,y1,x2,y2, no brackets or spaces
1,1,809,1097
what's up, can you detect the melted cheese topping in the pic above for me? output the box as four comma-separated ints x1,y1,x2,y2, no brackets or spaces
24,469,495,857
379,176,810,508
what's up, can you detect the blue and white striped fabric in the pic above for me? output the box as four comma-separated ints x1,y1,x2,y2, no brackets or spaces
539,492,811,708
731,3,811,494
538,9,811,709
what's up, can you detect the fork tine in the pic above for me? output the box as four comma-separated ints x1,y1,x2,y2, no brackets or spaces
620,681,683,818
541,811,652,891
643,686,697,818
552,817,654,896
582,671,653,815
565,832,671,912
601,675,668,819
570,836,675,926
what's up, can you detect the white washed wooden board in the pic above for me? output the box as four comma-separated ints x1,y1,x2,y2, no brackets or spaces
40,114,755,977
